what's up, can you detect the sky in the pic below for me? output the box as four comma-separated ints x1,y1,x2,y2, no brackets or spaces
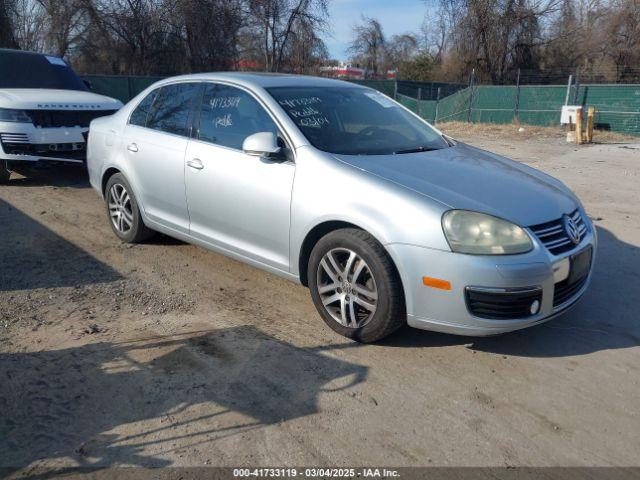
325,0,430,61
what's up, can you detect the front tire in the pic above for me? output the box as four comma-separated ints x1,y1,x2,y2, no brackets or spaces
104,173,154,243
0,161,10,183
308,228,405,343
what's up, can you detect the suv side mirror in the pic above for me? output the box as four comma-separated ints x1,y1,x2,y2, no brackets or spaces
242,132,285,160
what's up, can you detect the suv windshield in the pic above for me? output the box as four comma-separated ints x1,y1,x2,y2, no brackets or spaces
0,50,87,91
267,86,449,155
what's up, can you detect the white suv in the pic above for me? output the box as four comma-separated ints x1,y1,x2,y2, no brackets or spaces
0,48,123,182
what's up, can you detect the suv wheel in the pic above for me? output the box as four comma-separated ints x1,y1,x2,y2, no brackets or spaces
104,173,154,243
0,161,10,183
308,228,405,343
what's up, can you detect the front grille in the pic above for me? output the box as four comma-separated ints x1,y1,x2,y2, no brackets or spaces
25,109,117,128
0,132,30,144
466,286,542,319
0,136,86,160
529,209,587,255
553,275,589,307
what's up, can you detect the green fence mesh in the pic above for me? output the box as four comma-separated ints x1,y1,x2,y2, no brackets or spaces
347,79,396,97
400,84,640,136
82,75,165,103
82,74,640,136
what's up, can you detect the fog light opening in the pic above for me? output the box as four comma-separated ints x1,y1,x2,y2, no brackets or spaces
530,299,540,315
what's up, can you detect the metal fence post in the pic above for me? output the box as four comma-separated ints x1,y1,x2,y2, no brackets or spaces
393,80,398,100
564,74,573,105
127,76,134,103
514,68,521,122
434,87,441,124
417,87,422,117
572,75,581,106
467,69,475,123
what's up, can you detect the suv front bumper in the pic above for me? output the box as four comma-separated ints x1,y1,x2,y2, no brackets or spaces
0,123,88,164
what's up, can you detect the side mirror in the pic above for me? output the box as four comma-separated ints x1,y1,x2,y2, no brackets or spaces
242,132,284,160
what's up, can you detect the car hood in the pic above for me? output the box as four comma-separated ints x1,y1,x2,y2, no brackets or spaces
0,89,122,110
333,143,577,226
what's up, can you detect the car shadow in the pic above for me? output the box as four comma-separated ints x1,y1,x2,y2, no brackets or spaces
7,164,90,189
0,326,366,476
0,198,121,291
381,225,640,358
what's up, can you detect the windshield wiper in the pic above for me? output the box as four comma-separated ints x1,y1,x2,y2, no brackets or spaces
393,146,439,154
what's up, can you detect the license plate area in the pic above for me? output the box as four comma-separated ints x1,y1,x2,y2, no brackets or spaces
568,246,592,284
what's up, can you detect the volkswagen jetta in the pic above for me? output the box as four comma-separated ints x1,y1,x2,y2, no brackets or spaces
87,73,596,342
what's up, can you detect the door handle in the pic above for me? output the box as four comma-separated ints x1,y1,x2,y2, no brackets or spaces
187,158,204,170
127,143,138,153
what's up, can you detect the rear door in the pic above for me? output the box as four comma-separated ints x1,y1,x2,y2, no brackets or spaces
122,82,201,233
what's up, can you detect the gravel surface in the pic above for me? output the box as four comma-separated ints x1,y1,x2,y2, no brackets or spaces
1,129,639,475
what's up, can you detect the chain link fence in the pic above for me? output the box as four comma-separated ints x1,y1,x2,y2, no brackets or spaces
82,75,640,137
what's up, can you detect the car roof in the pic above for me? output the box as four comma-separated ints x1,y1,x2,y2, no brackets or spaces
155,72,364,90
0,48,52,58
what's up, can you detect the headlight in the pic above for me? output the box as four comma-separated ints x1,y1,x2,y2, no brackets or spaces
0,108,32,123
442,210,533,255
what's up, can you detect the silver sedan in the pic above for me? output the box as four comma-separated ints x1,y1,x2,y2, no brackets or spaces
87,73,596,342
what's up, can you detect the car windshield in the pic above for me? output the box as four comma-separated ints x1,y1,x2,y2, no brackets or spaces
0,50,87,91
267,86,449,155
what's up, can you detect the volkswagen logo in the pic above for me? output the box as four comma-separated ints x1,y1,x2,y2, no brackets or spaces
563,215,581,244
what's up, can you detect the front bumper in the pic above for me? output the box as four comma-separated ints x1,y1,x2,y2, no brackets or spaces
0,123,88,164
386,223,597,336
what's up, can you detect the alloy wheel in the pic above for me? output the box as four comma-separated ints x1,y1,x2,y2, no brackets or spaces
316,248,378,328
108,183,134,234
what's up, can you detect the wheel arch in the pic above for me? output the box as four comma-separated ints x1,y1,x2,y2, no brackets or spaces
297,220,403,293
101,167,122,197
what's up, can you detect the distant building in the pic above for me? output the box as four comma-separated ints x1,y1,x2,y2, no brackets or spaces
319,63,398,80
319,64,366,80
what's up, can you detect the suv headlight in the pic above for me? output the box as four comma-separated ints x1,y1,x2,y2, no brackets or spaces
442,210,533,255
0,108,32,123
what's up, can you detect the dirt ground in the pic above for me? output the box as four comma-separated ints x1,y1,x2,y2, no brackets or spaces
1,124,639,475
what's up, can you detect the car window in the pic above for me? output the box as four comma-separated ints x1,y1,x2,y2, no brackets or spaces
196,84,278,150
129,89,158,127
0,50,87,90
146,83,201,136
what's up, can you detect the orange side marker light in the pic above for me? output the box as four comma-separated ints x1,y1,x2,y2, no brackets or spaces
422,276,452,291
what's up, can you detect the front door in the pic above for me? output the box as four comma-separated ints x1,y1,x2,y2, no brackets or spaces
185,83,295,271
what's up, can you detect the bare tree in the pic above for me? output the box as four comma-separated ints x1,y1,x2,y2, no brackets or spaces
348,16,385,75
173,0,244,72
248,0,328,72
80,0,171,74
605,0,640,81
0,0,18,48
35,0,88,57
285,16,329,73
9,0,47,52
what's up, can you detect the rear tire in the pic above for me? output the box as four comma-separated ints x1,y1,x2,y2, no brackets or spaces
0,161,10,183
308,228,405,343
104,173,154,243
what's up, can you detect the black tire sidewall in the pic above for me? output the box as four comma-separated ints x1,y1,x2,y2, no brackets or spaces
104,173,145,243
0,161,10,183
308,229,404,342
